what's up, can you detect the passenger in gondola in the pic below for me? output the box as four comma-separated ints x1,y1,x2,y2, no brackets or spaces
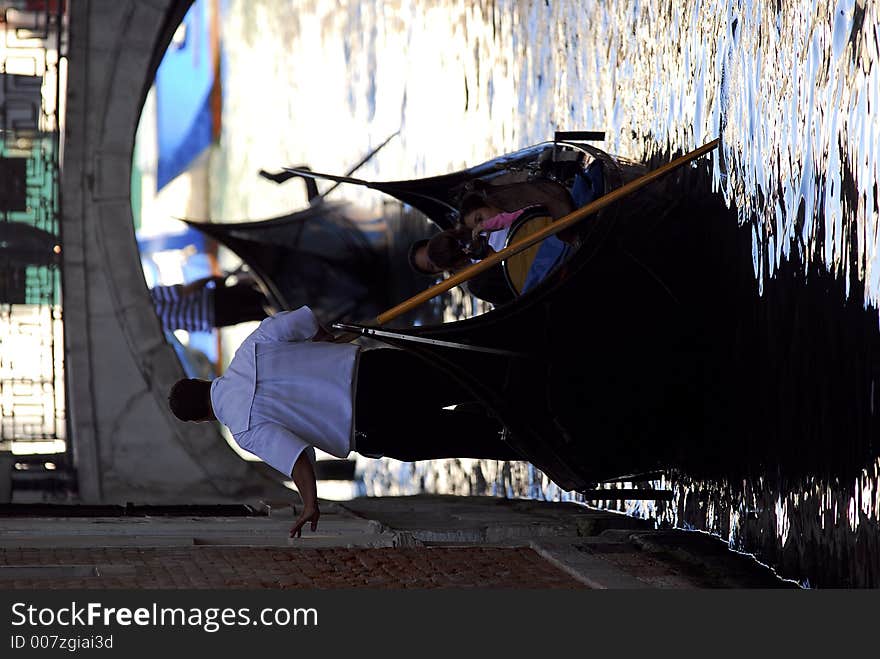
460,197,574,296
167,306,517,538
461,156,605,245
406,237,438,277
455,160,605,294
460,191,574,248
459,194,535,236
407,232,515,306
462,178,575,223
151,271,272,332
404,161,606,301
421,197,570,299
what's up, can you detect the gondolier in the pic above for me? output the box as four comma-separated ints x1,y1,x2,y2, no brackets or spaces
167,306,516,538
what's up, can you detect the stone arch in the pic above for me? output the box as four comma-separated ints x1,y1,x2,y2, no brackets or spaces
62,0,292,502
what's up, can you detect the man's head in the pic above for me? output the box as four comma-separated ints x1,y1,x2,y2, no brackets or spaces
426,230,471,271
407,238,443,275
168,378,216,422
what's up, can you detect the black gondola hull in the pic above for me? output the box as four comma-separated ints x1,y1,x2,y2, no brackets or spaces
373,155,880,491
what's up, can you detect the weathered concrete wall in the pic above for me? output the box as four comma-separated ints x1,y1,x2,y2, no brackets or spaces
61,0,291,503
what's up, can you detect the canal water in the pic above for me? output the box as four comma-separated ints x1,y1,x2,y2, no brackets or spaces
209,0,880,587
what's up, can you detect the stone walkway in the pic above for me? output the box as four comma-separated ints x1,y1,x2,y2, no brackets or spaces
340,495,797,588
0,495,796,589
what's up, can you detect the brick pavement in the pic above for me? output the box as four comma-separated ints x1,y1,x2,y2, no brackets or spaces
0,546,587,589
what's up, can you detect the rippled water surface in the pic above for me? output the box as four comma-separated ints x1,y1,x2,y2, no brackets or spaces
214,0,880,587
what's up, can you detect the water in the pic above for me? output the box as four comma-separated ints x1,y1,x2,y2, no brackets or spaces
212,0,880,587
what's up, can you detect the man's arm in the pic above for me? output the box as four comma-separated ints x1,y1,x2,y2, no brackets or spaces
311,324,336,342
258,306,321,342
289,451,320,538
260,306,339,343
234,423,320,537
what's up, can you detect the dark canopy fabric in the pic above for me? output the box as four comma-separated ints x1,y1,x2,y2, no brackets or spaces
184,201,388,325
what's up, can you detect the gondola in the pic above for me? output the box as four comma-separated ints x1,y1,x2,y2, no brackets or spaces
195,137,880,492
292,136,734,490
312,137,880,492
183,201,392,325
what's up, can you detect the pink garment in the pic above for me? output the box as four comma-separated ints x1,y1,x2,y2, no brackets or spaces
477,206,537,232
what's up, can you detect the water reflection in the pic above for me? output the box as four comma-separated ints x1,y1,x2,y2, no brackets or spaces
656,464,880,588
220,0,880,586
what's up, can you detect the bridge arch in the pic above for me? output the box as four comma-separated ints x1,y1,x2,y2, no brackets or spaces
62,0,290,502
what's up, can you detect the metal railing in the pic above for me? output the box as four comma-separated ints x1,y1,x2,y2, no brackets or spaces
0,2,67,497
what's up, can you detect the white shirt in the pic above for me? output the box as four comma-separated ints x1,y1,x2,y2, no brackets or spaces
210,306,360,477
488,227,509,253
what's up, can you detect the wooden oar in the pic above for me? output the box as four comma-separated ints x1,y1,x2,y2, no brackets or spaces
334,137,720,337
